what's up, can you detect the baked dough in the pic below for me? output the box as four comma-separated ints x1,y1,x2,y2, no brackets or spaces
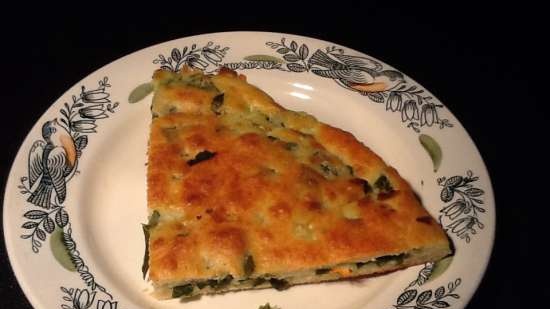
146,67,451,298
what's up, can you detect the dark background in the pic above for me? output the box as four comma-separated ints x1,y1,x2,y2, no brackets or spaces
1,3,536,308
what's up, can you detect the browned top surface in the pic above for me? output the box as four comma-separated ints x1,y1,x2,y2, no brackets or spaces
147,68,450,285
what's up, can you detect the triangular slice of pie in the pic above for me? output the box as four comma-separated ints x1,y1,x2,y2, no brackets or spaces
145,67,451,299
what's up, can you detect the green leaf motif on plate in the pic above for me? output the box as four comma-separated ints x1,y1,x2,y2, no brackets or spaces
426,256,454,283
128,82,154,104
50,228,76,272
419,134,442,172
244,55,284,64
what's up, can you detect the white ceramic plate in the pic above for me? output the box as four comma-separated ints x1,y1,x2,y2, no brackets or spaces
3,32,494,309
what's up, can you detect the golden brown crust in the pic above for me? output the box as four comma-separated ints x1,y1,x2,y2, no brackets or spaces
146,68,450,294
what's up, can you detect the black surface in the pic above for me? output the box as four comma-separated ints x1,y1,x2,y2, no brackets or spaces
1,4,535,308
